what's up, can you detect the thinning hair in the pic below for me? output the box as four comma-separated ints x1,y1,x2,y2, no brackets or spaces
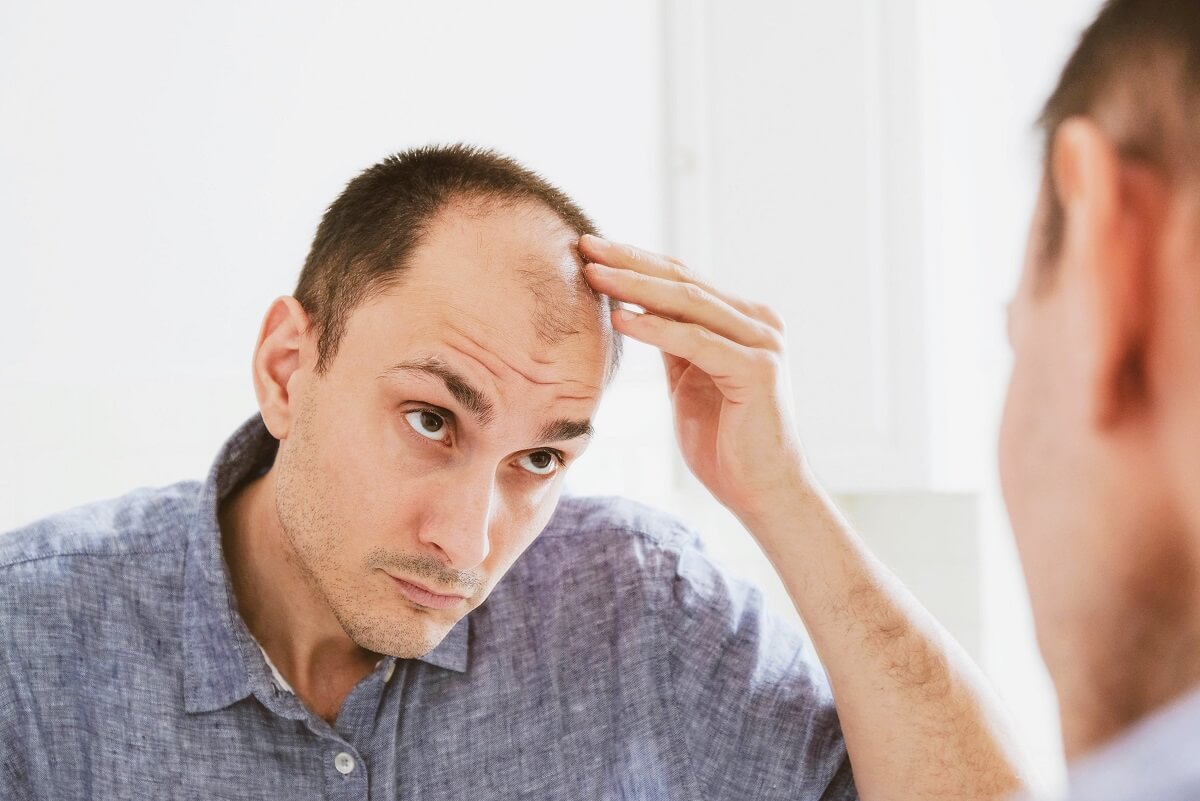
1037,0,1200,262
294,144,622,375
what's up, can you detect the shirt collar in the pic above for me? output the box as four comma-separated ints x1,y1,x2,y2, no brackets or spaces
181,414,469,715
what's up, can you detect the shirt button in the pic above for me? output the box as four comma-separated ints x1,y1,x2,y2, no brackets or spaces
334,752,356,775
383,662,396,683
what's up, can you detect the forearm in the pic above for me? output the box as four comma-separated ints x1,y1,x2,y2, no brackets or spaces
743,475,1030,801
576,237,1029,799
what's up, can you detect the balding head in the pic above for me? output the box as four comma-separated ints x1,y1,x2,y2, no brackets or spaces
293,144,623,378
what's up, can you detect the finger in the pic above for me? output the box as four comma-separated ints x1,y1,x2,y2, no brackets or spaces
580,235,750,312
585,261,779,350
612,308,777,401
663,351,689,394
580,235,783,331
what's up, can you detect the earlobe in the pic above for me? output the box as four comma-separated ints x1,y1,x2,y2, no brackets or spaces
252,296,312,440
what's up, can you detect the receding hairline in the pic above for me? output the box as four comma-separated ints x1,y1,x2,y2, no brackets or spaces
292,144,623,376
358,193,611,349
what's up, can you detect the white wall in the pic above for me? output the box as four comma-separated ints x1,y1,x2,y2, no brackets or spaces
0,0,671,528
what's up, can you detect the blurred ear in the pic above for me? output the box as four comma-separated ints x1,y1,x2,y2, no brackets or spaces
252,296,312,440
1051,117,1163,430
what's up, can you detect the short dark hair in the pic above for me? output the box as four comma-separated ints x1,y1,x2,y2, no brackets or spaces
1037,0,1200,264
294,144,621,374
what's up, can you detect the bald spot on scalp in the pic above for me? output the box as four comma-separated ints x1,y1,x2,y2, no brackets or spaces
514,246,609,348
434,195,615,367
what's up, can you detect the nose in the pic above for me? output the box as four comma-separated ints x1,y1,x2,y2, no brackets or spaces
417,468,495,571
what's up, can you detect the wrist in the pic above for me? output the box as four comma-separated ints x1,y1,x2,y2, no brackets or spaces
732,461,829,538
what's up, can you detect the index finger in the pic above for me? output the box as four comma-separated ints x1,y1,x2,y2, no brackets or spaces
578,235,776,329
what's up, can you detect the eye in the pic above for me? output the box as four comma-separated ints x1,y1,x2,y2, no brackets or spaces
405,409,449,442
518,450,562,477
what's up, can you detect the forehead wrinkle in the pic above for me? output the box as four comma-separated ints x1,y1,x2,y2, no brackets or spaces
443,328,507,383
415,344,597,444
448,326,574,388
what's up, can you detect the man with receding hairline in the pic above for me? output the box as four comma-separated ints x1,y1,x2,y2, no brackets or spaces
1001,0,1200,798
0,145,1027,800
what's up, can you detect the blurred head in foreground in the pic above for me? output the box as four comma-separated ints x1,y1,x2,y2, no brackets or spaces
1000,0,1200,759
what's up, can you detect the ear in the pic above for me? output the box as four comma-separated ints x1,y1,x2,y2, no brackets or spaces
1051,117,1163,429
252,296,313,440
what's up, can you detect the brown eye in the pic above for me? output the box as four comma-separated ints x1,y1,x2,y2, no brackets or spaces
405,410,449,442
518,450,560,476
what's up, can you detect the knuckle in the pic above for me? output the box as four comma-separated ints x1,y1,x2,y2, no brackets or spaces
675,263,701,285
617,242,644,264
756,303,787,331
661,254,697,282
754,348,784,375
667,256,697,279
692,323,721,348
680,282,710,307
763,328,787,354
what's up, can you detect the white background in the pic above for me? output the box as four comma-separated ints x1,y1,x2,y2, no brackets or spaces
2,0,1103,790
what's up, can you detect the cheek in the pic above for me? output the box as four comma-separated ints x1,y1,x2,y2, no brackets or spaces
999,348,1080,598
999,353,1052,569
999,360,1031,518
481,484,565,570
311,411,425,543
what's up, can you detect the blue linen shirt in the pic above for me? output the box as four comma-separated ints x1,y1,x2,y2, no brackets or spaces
0,415,856,800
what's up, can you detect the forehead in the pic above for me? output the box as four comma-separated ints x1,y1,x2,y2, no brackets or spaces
417,199,586,282
336,200,609,397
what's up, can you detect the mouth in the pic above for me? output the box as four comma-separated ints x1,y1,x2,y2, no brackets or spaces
385,573,468,611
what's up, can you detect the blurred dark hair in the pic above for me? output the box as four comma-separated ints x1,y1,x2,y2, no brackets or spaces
1037,0,1200,262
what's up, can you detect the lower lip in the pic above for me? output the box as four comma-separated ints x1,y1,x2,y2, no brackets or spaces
389,576,465,610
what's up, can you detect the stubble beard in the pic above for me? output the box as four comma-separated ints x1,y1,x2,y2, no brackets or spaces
272,397,445,659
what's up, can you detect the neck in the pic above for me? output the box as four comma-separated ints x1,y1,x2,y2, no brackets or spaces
219,468,378,721
1056,543,1200,759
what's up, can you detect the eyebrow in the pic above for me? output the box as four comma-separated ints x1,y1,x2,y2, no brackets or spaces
382,356,594,445
535,418,594,445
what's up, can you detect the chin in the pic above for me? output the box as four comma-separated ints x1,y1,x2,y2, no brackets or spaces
343,607,455,659
324,585,447,654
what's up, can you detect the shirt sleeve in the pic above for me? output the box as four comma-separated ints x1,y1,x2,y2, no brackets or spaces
664,536,858,801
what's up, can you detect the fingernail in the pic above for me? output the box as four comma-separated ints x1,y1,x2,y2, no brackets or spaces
614,309,637,323
583,234,610,252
